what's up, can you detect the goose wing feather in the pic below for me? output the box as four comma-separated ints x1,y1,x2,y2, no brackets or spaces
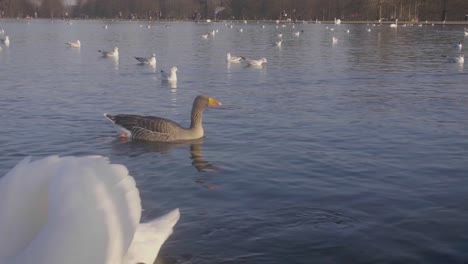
107,114,184,134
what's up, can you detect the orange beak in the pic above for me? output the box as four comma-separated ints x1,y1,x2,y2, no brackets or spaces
208,97,222,106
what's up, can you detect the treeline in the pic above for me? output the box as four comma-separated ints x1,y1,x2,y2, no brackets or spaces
1,0,467,21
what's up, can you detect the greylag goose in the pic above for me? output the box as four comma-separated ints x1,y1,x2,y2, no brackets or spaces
104,95,221,142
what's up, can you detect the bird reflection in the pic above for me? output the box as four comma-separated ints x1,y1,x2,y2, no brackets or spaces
111,138,218,173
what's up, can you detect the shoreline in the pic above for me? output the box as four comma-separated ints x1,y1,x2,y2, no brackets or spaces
1,17,468,25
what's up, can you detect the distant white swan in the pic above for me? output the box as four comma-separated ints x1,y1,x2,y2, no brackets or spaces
227,53,243,63
65,40,80,48
98,47,119,58
161,67,178,82
390,19,398,28
135,54,156,66
242,57,267,66
0,155,180,264
334,18,341,25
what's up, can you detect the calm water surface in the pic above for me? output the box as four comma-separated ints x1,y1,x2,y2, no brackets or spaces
0,20,467,263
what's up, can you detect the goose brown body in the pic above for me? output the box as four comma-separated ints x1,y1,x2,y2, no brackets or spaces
105,95,221,142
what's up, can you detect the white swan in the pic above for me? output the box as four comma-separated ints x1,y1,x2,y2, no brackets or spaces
227,53,243,63
0,155,180,264
161,67,178,82
98,47,119,58
390,19,398,28
65,40,80,48
334,18,341,25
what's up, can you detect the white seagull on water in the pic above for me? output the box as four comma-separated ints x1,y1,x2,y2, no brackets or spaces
0,155,180,264
2,35,10,46
227,52,243,63
134,54,156,66
65,40,80,48
242,57,268,66
161,67,178,82
98,47,119,58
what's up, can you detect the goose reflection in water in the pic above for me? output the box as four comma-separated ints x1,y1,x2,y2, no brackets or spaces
111,138,219,174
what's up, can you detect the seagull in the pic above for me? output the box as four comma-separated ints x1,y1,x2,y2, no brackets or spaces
330,28,335,31
161,67,178,82
242,57,267,66
2,35,9,46
457,41,463,50
201,33,209,39
98,47,119,58
277,33,283,38
332,37,338,44
103,25,108,29
0,155,180,264
227,53,243,63
346,29,350,33
275,40,282,47
135,54,156,66
238,28,243,32
293,31,300,36
444,54,464,64
367,28,372,32
65,40,81,48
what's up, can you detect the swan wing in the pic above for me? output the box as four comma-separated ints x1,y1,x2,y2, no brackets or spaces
123,208,180,264
0,156,141,264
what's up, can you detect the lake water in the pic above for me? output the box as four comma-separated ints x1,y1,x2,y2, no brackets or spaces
0,19,467,263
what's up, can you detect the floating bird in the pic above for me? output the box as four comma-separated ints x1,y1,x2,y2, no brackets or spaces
443,54,464,64
330,28,335,31
457,41,463,50
104,95,221,141
390,19,398,28
103,25,108,29
277,33,283,38
346,29,350,33
134,54,156,66
367,28,372,32
464,28,468,36
160,66,178,82
2,35,10,46
0,155,180,264
238,28,243,32
201,33,209,39
332,37,338,44
98,47,119,58
65,40,80,48
335,18,342,25
242,57,267,66
227,53,243,63
275,40,282,47
293,31,300,36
